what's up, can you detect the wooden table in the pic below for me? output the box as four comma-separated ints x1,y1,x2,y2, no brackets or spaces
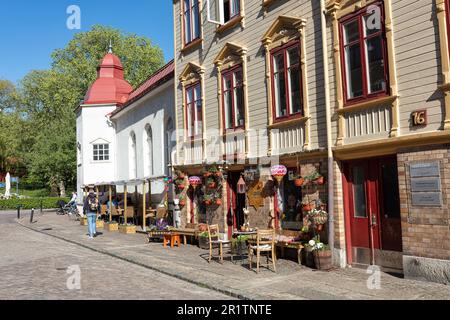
169,228,197,245
163,233,181,248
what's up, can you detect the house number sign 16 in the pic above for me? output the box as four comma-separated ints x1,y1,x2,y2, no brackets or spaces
412,110,427,126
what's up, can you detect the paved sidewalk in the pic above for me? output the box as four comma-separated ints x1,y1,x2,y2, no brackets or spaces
17,212,450,300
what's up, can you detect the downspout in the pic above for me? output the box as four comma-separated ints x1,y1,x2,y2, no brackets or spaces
320,0,335,264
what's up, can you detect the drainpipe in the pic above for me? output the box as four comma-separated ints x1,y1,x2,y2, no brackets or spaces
320,0,335,264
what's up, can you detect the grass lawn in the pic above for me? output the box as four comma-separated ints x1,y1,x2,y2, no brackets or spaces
0,187,50,198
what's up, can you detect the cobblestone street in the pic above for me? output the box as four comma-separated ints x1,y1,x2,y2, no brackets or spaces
2,210,450,300
0,211,232,300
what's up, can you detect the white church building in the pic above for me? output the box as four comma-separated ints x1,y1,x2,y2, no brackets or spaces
76,48,175,205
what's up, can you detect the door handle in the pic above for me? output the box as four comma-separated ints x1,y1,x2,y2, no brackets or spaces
371,214,377,227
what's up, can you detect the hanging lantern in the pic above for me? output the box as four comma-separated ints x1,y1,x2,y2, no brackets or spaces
188,176,202,188
237,176,246,194
271,165,287,183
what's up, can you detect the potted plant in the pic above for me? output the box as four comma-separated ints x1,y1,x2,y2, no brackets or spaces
302,202,313,212
198,231,210,250
206,177,216,189
232,234,249,254
204,194,213,206
215,198,222,206
306,238,332,271
96,218,104,229
294,176,305,187
179,196,186,207
105,221,119,231
80,216,88,226
307,208,328,231
119,223,136,234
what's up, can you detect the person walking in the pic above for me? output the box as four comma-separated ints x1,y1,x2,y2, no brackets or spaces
83,188,99,239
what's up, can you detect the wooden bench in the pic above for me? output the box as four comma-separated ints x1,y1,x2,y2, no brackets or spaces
275,230,304,265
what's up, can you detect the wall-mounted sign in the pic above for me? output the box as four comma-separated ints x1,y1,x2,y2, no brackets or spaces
410,162,440,178
410,162,442,207
411,110,427,127
248,181,264,208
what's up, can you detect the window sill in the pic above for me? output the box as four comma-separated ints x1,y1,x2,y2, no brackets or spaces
181,38,203,54
262,0,276,8
216,16,243,34
268,116,309,129
338,95,398,114
223,128,246,136
439,82,450,92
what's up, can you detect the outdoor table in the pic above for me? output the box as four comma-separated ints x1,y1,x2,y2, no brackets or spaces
169,227,197,245
232,230,257,264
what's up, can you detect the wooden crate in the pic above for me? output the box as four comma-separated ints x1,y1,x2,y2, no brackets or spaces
119,225,136,234
80,217,88,226
105,222,119,232
96,220,104,229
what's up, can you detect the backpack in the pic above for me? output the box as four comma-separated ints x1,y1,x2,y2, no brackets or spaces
88,197,99,212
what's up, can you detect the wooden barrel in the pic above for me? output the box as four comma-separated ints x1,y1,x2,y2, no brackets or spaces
314,250,332,270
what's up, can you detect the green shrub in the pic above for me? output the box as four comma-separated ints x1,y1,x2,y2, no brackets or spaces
0,197,70,210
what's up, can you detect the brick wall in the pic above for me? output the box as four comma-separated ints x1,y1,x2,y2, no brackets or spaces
397,144,450,260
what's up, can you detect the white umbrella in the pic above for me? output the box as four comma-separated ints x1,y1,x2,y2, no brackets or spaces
5,172,11,199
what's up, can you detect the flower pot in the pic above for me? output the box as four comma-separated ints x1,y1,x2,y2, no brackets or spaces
179,200,186,206
105,222,119,231
315,176,325,185
294,178,305,187
204,200,212,206
305,248,315,268
215,172,222,178
119,225,136,234
313,250,332,270
204,172,211,177
177,184,185,190
198,237,210,250
302,204,312,212
215,199,222,205
316,224,324,232
96,220,104,229
208,183,216,189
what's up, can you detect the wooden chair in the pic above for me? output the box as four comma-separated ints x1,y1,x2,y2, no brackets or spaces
119,206,137,225
207,224,232,264
248,229,277,273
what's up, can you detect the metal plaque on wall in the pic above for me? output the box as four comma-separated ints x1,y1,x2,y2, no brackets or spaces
409,161,442,207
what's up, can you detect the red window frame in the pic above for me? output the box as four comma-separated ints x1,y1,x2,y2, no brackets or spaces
221,65,245,132
182,0,201,47
184,82,203,140
270,40,304,123
339,1,389,106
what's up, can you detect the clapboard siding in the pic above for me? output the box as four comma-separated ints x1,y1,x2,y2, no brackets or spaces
174,0,328,160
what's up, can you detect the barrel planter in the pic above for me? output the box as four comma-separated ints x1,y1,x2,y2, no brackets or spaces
313,250,332,271
198,236,209,250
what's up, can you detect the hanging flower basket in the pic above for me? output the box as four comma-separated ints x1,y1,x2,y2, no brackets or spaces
302,203,313,212
314,176,325,185
294,177,305,187
215,199,222,206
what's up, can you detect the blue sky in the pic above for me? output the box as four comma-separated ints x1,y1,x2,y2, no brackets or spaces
0,1,174,84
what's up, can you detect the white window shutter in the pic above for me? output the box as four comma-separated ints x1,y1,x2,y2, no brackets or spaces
206,0,224,25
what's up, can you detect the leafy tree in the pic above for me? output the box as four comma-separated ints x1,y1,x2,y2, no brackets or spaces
15,25,165,195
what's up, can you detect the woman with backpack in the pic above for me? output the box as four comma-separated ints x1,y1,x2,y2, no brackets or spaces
83,188,99,239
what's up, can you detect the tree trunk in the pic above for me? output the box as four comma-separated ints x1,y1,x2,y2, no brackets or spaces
59,180,66,198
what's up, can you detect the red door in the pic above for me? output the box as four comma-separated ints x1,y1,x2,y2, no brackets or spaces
344,157,402,267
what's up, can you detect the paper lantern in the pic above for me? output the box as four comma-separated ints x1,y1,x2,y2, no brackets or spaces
271,165,287,183
188,176,202,188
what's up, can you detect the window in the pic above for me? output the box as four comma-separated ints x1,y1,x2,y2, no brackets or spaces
271,41,303,120
280,169,302,231
223,0,240,23
93,144,109,161
183,0,201,45
340,2,388,104
144,125,153,177
185,83,203,138
352,166,367,218
129,132,137,179
222,66,245,130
